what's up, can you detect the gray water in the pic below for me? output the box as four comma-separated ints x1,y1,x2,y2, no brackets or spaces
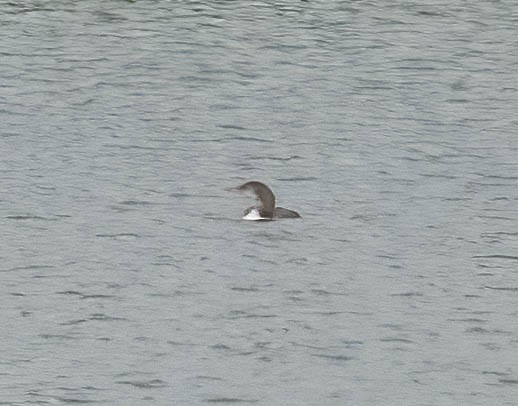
1,1,518,404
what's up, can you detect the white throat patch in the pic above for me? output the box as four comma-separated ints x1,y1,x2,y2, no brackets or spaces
242,208,269,221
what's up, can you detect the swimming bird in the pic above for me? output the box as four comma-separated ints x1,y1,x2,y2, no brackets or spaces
231,181,301,220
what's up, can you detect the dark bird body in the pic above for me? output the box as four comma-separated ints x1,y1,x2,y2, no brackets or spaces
233,181,301,220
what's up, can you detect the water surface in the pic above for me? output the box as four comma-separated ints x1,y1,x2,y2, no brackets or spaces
1,1,518,404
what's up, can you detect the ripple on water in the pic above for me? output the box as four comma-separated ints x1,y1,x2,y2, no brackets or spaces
116,379,167,389
2,1,518,404
205,398,259,403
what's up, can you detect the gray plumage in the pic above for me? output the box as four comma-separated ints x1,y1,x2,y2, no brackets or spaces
234,181,301,220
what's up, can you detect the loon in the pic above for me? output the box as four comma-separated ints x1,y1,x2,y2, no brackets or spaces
231,181,301,221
